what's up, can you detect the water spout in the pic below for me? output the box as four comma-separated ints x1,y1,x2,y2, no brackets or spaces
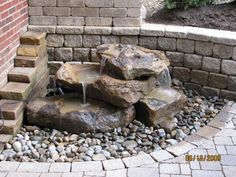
100,58,107,75
158,67,171,87
82,82,87,104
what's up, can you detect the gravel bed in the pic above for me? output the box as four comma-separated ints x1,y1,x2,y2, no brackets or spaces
0,80,227,162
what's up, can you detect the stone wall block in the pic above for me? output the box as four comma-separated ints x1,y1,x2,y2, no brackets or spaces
202,57,221,73
65,35,83,47
57,17,85,26
113,18,141,27
72,8,99,17
29,0,56,6
100,8,127,17
85,17,112,26
157,37,176,51
166,52,184,67
173,67,191,82
43,7,70,16
74,48,90,62
221,60,236,75
177,39,195,53
208,73,228,89
30,16,57,25
120,36,138,45
82,35,101,47
139,36,157,50
86,0,113,7
191,70,208,86
228,76,236,91
29,7,43,16
127,8,141,17
55,48,73,62
184,54,202,69
101,35,120,44
57,0,85,7
46,34,64,47
114,0,142,8
213,44,233,59
195,41,213,56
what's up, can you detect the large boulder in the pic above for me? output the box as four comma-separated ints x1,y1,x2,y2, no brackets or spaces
136,87,187,132
97,44,170,80
26,95,135,134
88,75,157,108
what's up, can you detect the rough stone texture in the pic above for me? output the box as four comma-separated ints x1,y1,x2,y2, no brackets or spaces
184,54,202,69
64,35,82,47
228,76,236,91
202,57,221,73
30,16,57,25
26,95,135,134
177,39,195,53
213,44,233,59
222,60,236,75
157,37,176,51
139,36,157,50
88,75,158,107
74,48,90,62
166,52,184,67
191,70,208,86
173,67,191,82
101,35,120,44
20,31,46,45
195,41,213,56
55,48,73,62
72,161,103,172
56,26,83,34
46,34,64,47
97,44,170,80
221,90,236,101
136,87,186,131
208,73,228,89
120,36,138,45
85,17,112,26
112,27,140,36
58,17,85,26
83,35,101,48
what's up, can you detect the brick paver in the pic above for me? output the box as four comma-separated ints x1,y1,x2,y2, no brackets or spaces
0,103,236,177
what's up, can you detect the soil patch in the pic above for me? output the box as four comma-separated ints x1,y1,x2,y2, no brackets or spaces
146,1,236,31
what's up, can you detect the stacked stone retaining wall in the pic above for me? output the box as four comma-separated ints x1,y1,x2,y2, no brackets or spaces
28,0,142,27
28,24,236,100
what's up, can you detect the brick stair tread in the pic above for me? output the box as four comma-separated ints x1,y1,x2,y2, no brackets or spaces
0,100,24,120
20,31,46,45
0,117,23,135
0,82,32,100
14,55,42,68
8,67,36,83
17,44,45,57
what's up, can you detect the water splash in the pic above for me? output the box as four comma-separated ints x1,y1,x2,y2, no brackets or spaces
100,58,107,75
158,67,171,87
82,82,88,104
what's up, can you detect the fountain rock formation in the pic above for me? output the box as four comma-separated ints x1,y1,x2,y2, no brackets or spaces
26,95,135,134
27,44,186,133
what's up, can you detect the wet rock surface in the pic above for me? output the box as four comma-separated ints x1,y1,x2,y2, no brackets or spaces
97,44,170,80
136,87,187,132
26,95,135,134
88,75,157,107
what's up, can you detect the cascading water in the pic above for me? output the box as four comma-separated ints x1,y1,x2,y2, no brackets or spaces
100,58,107,75
157,67,172,87
82,82,87,104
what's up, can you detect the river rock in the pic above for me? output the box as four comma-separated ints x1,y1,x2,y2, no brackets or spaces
97,44,170,80
26,94,135,134
88,75,157,107
136,87,187,130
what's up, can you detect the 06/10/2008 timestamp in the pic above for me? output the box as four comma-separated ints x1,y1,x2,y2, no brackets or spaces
185,155,221,161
